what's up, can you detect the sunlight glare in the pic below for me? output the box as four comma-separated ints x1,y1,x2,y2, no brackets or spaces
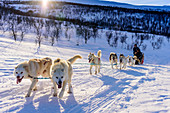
41,0,49,14
42,0,48,8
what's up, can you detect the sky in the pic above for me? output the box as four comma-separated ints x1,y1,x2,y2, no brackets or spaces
103,0,170,6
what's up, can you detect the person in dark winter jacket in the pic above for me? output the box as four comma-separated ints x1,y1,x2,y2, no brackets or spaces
133,44,140,56
133,44,144,64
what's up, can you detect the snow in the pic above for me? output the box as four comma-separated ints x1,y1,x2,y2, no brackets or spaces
54,0,170,11
0,27,170,113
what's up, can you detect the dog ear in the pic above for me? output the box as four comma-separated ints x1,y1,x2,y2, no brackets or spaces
23,65,29,72
15,66,17,69
61,69,64,72
44,61,47,65
43,58,52,65
54,58,60,63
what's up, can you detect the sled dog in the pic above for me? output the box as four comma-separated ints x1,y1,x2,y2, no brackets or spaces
133,55,141,64
109,52,118,69
128,56,136,66
14,57,52,97
119,54,128,70
88,50,101,74
51,55,82,98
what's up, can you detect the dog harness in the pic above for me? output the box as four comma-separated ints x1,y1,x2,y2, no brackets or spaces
90,59,95,65
98,58,100,61
90,58,100,65
113,63,117,65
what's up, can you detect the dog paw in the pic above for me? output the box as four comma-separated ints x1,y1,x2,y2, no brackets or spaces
52,87,54,89
90,72,92,75
25,94,30,97
95,71,97,75
33,88,37,91
67,91,72,94
53,93,57,97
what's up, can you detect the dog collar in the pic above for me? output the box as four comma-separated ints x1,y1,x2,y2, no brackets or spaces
28,75,38,79
28,75,34,78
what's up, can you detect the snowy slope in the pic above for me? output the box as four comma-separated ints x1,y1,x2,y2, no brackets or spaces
0,29,170,113
54,0,170,11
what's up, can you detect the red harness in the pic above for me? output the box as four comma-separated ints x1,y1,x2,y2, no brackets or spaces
90,58,100,64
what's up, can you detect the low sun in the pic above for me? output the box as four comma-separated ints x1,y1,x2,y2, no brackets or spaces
42,0,48,8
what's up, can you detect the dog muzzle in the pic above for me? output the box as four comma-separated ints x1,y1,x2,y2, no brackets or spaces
58,84,62,88
16,76,24,84
57,80,62,88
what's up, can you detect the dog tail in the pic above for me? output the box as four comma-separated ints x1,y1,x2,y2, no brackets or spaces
97,50,102,58
68,55,82,64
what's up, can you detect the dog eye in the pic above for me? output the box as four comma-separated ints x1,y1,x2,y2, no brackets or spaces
61,76,63,79
61,69,64,72
16,72,18,74
56,77,58,79
20,72,23,74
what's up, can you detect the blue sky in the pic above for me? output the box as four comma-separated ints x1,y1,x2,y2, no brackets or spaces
103,0,170,6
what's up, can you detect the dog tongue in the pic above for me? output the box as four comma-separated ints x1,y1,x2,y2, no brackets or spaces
17,78,22,84
58,84,62,88
17,79,19,84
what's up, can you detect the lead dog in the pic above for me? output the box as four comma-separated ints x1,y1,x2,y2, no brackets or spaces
88,50,101,75
51,55,82,98
109,52,118,69
119,54,129,70
14,57,52,97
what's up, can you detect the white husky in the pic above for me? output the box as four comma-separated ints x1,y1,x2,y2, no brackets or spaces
109,52,118,69
14,57,52,97
51,55,82,98
119,54,129,70
88,50,101,75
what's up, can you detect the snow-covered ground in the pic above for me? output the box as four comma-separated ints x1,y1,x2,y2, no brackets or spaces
0,29,170,113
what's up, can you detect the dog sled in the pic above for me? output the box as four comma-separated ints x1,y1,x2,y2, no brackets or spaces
135,53,144,65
